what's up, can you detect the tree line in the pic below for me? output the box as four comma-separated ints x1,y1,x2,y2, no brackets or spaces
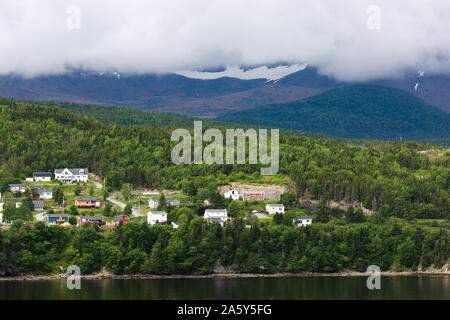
0,214,447,276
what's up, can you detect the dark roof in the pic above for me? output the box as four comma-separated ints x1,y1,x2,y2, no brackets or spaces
76,198,98,201
54,168,88,175
79,216,103,220
267,204,284,208
46,214,69,218
31,186,52,193
206,217,225,223
149,211,167,215
33,172,52,177
205,209,227,213
9,184,26,187
294,216,311,220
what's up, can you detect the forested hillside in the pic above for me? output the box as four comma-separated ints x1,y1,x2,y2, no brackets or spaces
0,217,448,276
0,98,448,219
0,98,449,276
39,101,218,128
32,100,334,141
217,85,450,140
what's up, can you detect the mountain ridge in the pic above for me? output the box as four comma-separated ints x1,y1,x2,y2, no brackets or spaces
1,66,449,118
217,85,450,140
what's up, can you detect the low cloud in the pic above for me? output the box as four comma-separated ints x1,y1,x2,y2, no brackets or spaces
1,0,449,81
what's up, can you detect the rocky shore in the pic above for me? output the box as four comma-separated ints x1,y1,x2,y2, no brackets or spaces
1,267,448,281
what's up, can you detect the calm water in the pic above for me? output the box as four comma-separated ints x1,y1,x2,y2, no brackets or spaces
0,276,448,300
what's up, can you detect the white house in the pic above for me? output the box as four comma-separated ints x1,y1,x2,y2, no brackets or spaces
54,168,88,183
266,204,285,214
25,177,34,182
15,202,22,208
9,184,26,193
224,189,240,200
148,211,168,226
39,189,53,200
293,216,312,227
0,213,3,224
33,172,52,182
31,186,53,200
204,209,228,227
0,203,3,211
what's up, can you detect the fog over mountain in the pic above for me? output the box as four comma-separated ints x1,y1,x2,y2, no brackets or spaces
1,0,450,81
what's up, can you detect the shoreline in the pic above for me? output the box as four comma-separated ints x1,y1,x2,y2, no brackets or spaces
1,270,448,281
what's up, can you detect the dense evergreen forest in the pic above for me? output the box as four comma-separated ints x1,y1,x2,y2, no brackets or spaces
33,100,333,140
0,98,448,275
217,85,450,140
0,215,448,275
0,98,448,219
39,100,218,128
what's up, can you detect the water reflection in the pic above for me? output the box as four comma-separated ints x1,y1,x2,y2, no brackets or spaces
0,276,448,300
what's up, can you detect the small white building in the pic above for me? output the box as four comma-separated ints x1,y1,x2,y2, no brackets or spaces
293,216,312,227
15,202,22,208
33,172,52,182
266,204,285,214
224,189,240,201
0,203,3,211
0,213,3,224
25,177,34,182
147,211,168,226
9,184,26,193
39,189,53,200
54,168,88,183
204,209,228,227
171,221,180,229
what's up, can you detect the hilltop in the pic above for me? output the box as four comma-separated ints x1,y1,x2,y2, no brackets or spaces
217,85,450,140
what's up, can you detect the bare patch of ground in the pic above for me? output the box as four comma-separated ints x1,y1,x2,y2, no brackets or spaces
219,183,288,201
300,198,374,215
328,200,374,215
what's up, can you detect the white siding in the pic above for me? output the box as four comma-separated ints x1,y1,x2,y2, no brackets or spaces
147,211,167,226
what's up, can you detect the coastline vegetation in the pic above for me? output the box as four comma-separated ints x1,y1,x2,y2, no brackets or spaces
0,214,447,276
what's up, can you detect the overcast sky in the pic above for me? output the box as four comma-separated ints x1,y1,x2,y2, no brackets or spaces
0,0,449,81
